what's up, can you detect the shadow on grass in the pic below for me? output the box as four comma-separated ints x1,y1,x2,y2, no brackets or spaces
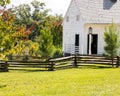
55,65,113,70
0,85,7,89
77,65,113,69
9,68,49,73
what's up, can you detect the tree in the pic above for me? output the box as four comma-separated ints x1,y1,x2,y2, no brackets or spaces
104,23,120,66
0,0,10,6
12,0,50,40
0,10,27,55
0,1,40,60
9,0,63,57
0,0,10,15
38,23,55,57
22,40,39,56
44,15,63,57
48,14,63,48
13,4,32,26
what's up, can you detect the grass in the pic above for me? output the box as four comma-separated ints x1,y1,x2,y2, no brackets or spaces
0,68,120,96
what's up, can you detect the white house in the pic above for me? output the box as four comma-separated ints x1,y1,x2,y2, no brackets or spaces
63,0,120,55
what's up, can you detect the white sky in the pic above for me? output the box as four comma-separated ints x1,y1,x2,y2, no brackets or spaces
9,0,71,16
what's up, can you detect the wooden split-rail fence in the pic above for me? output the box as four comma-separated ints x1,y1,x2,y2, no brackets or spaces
0,55,120,72
49,55,120,70
0,61,8,72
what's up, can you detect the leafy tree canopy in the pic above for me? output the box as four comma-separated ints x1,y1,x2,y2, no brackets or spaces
11,0,50,40
0,0,63,58
0,0,10,6
0,10,28,55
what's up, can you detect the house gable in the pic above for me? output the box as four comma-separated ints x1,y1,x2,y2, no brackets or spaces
74,0,120,23
62,0,85,54
63,0,82,26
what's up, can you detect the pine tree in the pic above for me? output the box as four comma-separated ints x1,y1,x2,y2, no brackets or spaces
104,23,120,66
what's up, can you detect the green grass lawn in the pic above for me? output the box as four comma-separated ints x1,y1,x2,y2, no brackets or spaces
0,68,120,96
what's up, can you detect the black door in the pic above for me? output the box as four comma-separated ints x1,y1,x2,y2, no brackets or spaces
87,34,98,54
91,34,98,54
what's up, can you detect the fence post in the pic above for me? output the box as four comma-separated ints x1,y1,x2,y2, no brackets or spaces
4,61,9,72
74,55,78,67
116,56,120,68
23,55,29,61
0,61,8,72
48,61,55,71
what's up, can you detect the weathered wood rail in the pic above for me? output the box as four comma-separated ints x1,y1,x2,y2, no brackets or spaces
48,55,118,70
76,55,117,67
49,56,75,70
8,60,52,71
0,55,120,72
6,55,50,71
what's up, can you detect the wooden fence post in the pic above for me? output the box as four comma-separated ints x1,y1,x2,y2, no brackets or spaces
74,55,78,67
116,56,120,68
0,61,8,72
23,55,29,61
48,61,55,71
4,61,9,72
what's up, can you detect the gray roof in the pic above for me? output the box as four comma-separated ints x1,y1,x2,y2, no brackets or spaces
74,0,120,23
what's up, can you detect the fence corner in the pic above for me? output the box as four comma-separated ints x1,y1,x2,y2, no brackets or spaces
48,61,55,71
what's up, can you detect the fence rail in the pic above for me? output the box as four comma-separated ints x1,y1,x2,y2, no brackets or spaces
49,56,74,70
76,55,117,66
8,60,52,71
0,55,120,72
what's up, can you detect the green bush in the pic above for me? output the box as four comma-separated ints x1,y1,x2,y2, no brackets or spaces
53,47,63,58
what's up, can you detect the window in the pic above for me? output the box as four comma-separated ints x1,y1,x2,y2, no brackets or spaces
88,27,93,34
75,34,79,46
76,15,79,21
66,16,69,22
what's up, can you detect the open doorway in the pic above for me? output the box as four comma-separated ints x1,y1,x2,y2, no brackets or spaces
91,34,98,54
87,34,98,54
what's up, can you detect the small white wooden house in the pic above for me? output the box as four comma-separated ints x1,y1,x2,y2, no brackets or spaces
63,0,120,55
